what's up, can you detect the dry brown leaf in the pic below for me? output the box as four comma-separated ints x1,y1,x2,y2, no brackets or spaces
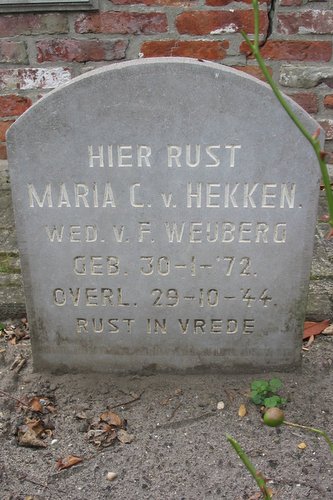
29,397,43,413
304,335,315,348
56,455,83,471
75,412,87,420
238,404,247,417
100,410,123,428
26,418,45,437
17,428,47,448
303,320,330,340
117,429,134,444
323,324,333,335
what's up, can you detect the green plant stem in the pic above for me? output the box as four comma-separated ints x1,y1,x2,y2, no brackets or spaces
283,421,333,454
227,434,272,500
241,0,333,228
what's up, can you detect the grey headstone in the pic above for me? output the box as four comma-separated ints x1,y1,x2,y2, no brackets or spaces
7,58,321,373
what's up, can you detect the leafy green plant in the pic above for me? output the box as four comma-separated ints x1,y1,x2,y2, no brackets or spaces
250,378,286,408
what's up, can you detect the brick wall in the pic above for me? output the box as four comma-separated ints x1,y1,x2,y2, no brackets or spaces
0,0,332,319
1,1,333,159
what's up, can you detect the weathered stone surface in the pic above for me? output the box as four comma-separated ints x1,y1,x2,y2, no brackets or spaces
280,64,333,88
7,58,322,373
307,279,333,321
311,227,333,278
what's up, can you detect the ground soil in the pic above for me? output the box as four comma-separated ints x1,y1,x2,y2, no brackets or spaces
0,319,332,500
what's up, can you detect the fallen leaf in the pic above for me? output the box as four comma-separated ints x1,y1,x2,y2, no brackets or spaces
298,442,307,450
17,428,47,448
303,320,330,340
323,324,333,335
304,335,315,348
100,410,123,428
56,455,83,470
238,404,247,417
26,418,45,437
29,397,43,413
75,412,87,420
117,429,134,444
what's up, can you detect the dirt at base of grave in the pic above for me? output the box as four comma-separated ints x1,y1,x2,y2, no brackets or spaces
0,320,333,500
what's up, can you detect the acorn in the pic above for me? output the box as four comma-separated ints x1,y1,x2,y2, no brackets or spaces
263,407,285,427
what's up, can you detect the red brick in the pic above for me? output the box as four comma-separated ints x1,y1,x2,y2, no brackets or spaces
0,68,71,91
231,65,272,81
176,10,268,35
318,120,333,140
324,95,333,109
288,92,318,114
0,143,7,160
0,95,32,118
240,40,332,62
0,41,28,64
75,12,167,34
0,120,14,142
206,0,269,5
0,13,68,37
278,11,333,35
141,40,229,60
112,0,194,4
36,39,128,63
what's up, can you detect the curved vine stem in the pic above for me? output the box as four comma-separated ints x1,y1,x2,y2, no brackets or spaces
283,421,333,454
227,434,272,499
241,0,333,230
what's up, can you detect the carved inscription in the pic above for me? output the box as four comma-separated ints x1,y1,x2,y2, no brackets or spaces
26,143,300,337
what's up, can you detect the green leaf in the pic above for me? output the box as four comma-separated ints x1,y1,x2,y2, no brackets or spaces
264,396,282,408
251,392,264,405
0,322,5,331
269,378,282,392
251,380,269,392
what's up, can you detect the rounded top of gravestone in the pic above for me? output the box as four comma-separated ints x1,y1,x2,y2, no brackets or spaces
7,57,322,144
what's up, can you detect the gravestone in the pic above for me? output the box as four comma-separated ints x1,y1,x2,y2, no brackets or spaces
7,58,322,373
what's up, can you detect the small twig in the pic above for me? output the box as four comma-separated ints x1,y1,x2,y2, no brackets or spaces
168,403,182,421
111,390,144,409
227,434,272,500
283,421,333,454
157,411,216,430
15,357,27,373
0,389,29,407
